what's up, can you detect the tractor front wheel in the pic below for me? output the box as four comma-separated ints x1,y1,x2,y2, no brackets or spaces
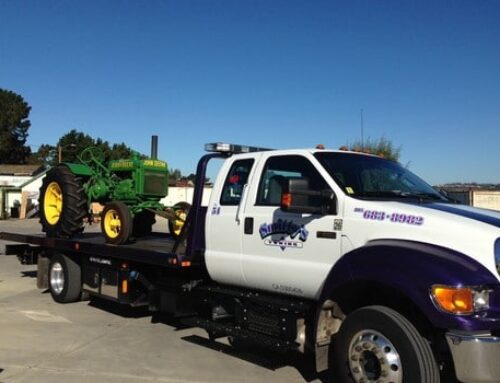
39,165,87,238
101,201,133,245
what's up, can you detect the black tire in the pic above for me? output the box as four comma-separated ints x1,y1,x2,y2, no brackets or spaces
101,201,133,245
132,209,156,237
49,253,82,303
168,202,191,239
330,305,440,383
39,165,87,238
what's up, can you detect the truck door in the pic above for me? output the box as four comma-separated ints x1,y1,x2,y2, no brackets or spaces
205,156,257,287
241,154,342,299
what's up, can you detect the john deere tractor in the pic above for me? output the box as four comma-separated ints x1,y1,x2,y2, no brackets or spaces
39,137,189,245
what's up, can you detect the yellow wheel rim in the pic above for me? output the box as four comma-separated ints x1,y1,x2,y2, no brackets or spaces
172,210,187,236
44,182,63,225
104,209,121,239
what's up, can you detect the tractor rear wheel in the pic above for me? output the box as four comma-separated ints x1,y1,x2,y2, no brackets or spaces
101,201,133,245
39,165,87,238
168,202,191,239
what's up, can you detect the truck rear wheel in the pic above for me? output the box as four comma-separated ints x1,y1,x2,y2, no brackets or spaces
49,253,82,303
39,165,87,238
168,202,190,239
330,305,439,383
101,201,133,245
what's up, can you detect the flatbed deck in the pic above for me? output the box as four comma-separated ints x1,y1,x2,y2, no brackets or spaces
0,231,197,268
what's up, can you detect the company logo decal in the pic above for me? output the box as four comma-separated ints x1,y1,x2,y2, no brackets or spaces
259,219,309,251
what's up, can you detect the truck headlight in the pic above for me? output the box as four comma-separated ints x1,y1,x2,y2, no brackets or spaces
431,285,490,315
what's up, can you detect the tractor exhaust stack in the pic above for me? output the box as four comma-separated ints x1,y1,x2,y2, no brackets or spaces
151,135,158,160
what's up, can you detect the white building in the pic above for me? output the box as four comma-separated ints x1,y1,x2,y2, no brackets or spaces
0,165,46,219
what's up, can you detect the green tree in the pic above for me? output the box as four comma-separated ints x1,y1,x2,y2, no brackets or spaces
109,142,133,160
169,168,182,183
346,136,401,162
56,130,134,163
30,130,136,166
0,89,32,163
57,130,94,163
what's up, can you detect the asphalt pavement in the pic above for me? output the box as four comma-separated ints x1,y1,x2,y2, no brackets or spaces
0,218,322,383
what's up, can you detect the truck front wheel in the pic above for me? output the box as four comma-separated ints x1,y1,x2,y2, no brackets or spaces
330,305,439,383
49,253,82,303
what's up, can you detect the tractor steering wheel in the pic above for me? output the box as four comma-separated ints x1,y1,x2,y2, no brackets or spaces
79,147,106,166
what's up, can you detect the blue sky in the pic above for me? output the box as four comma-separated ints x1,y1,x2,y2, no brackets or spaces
1,0,499,184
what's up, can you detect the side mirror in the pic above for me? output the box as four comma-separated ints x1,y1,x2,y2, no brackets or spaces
280,178,337,215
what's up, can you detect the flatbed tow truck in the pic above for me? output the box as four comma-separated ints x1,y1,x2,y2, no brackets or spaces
2,143,500,383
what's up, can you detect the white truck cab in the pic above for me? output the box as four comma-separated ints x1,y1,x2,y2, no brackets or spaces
204,143,500,383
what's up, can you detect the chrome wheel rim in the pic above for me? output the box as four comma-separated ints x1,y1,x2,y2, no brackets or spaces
348,329,403,383
50,262,65,295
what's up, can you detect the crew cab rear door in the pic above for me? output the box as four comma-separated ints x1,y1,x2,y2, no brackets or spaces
205,154,259,286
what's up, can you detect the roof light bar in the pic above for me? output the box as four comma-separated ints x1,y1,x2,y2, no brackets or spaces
205,142,272,154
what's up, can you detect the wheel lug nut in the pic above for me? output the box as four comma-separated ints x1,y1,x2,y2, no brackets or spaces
379,357,386,364
352,367,361,373
362,342,370,349
355,345,362,352
381,370,388,377
351,355,358,361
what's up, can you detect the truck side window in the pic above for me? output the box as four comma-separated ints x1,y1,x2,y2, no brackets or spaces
256,155,330,206
220,159,254,206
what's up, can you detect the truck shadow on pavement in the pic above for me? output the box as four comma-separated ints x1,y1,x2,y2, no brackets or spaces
20,270,37,278
85,300,327,382
181,334,328,383
87,298,151,318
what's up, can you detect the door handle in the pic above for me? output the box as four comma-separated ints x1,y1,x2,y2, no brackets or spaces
244,217,254,234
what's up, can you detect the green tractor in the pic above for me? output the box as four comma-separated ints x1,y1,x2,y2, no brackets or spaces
39,137,189,244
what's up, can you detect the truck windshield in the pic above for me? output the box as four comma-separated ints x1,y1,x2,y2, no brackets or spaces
314,152,448,202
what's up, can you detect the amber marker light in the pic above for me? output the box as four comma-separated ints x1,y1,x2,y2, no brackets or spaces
121,280,128,294
431,285,474,314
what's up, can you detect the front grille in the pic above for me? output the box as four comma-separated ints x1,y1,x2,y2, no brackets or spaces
144,172,167,196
